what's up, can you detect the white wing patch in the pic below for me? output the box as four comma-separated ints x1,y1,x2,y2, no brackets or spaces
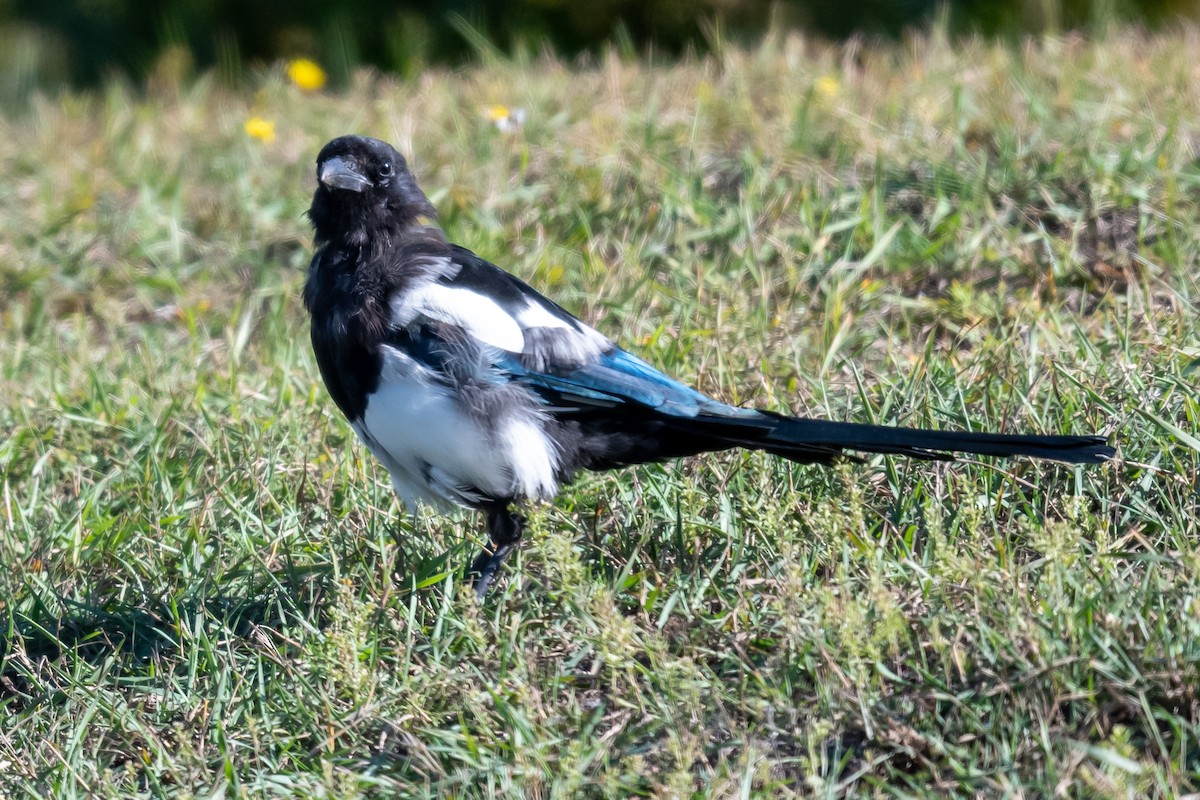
390,271,611,371
514,300,572,330
354,346,559,509
516,299,612,370
392,283,526,353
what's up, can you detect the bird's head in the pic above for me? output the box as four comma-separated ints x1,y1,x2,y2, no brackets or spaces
308,135,438,248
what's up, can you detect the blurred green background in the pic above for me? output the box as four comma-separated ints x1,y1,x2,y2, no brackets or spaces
2,0,1198,102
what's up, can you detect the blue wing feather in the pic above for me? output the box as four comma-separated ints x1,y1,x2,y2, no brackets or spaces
501,347,761,420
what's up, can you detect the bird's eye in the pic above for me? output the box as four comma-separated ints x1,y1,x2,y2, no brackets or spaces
378,161,393,177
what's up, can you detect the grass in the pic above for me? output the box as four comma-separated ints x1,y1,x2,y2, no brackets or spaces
1,25,1198,798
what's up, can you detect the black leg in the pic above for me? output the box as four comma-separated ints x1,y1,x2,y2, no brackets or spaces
466,504,525,599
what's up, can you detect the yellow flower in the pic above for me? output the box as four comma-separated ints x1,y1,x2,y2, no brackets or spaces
815,75,840,97
287,58,327,91
244,116,276,142
485,104,526,132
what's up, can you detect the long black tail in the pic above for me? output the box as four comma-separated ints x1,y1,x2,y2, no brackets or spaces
685,412,1115,466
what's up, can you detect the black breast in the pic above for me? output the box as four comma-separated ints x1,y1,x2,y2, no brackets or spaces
303,246,385,422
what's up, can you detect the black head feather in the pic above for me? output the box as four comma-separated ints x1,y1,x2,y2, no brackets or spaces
308,135,437,249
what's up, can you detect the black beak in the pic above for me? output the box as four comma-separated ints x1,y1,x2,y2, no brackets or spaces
319,157,371,192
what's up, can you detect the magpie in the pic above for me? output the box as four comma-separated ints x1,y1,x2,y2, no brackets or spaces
303,135,1115,597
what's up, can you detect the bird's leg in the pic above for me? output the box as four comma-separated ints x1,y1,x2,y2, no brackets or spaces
467,503,525,599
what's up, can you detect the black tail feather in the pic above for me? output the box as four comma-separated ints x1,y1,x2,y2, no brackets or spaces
573,409,1115,472
757,414,1115,465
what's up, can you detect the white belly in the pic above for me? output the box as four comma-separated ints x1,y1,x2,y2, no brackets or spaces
353,346,559,509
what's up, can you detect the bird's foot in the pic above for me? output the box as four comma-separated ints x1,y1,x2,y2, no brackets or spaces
465,504,525,600
468,542,517,600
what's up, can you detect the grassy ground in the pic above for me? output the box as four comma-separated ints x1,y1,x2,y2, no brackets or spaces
1,26,1198,798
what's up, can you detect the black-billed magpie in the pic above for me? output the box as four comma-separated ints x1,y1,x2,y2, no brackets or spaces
303,135,1115,597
